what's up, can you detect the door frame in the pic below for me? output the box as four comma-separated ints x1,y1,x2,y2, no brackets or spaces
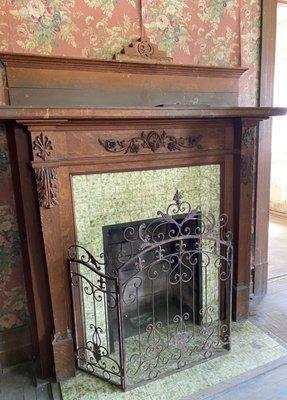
254,0,287,299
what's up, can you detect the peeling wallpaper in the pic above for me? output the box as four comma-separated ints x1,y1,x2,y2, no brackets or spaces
0,0,261,331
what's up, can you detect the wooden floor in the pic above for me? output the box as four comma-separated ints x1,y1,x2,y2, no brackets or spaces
268,215,287,279
0,364,61,400
195,275,287,400
3,275,287,400
250,275,287,346
199,358,287,400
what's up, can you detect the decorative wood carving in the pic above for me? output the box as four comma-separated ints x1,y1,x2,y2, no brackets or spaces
115,37,173,63
33,132,53,160
53,329,72,342
242,126,256,147
240,155,254,185
99,130,203,154
35,167,58,209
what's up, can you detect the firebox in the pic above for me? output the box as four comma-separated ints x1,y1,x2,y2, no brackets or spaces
68,186,233,390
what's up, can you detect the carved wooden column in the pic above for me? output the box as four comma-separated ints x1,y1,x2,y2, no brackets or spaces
29,124,75,380
233,118,258,320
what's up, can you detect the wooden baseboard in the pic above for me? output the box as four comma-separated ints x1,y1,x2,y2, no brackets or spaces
270,209,287,223
0,324,33,370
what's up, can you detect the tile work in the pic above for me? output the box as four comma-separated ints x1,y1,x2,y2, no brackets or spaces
72,165,220,258
72,165,221,347
60,321,287,400
72,165,221,305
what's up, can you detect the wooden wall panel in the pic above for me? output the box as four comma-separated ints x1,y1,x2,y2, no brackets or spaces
0,53,247,108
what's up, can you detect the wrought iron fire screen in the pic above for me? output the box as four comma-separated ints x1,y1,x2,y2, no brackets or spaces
68,191,233,390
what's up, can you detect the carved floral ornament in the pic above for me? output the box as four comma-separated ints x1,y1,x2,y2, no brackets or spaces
240,125,257,186
35,167,58,209
99,130,203,154
33,132,53,161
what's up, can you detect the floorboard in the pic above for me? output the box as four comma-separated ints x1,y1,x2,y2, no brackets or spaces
0,364,60,400
250,275,287,345
268,215,287,279
202,362,287,400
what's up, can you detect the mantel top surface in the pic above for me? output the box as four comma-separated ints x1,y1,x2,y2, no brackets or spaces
0,106,286,122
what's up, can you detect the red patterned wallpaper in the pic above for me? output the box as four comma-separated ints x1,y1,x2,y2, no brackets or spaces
0,0,261,330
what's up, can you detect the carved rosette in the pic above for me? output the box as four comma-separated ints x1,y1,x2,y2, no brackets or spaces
35,167,58,209
33,132,53,160
99,130,203,154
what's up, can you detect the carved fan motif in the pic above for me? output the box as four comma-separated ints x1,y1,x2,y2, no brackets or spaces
33,132,53,161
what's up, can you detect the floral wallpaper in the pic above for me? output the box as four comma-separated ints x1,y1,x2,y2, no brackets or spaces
0,125,28,331
0,0,260,104
0,0,261,331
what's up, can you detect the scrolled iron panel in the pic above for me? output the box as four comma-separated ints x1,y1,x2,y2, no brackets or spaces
68,191,233,390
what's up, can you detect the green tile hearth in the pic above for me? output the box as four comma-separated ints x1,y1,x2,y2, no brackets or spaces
60,321,287,400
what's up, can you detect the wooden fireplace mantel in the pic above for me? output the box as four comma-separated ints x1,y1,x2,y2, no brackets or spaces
1,105,286,381
0,106,286,121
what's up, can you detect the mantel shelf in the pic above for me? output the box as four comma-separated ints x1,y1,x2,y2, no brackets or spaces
0,52,247,78
0,106,286,122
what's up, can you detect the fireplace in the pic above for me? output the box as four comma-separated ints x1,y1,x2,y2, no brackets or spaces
67,167,233,389
1,52,286,382
103,210,203,330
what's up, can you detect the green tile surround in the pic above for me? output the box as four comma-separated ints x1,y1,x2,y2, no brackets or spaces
72,165,220,259
72,165,221,337
71,165,223,387
61,321,287,400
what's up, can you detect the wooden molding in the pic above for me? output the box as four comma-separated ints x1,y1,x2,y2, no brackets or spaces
253,0,278,300
0,52,247,78
269,209,287,222
232,120,259,320
0,107,286,122
52,330,75,381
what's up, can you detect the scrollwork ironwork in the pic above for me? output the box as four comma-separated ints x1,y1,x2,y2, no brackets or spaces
77,324,123,380
68,191,233,390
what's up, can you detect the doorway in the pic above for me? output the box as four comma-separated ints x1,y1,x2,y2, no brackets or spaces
268,2,287,280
